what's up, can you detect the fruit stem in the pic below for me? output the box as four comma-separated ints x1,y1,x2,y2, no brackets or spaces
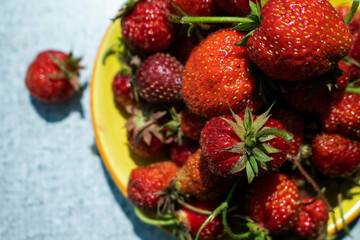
345,86,360,95
256,128,293,142
337,183,351,235
177,199,213,215
345,0,360,25
290,154,333,213
180,16,254,24
134,208,177,226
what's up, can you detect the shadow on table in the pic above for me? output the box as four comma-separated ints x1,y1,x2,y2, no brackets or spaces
30,83,87,122
99,159,175,240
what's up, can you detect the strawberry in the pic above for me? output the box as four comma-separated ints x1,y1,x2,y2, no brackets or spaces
282,82,334,114
272,106,304,156
121,1,174,52
200,105,291,182
214,0,252,16
244,173,301,235
336,4,360,34
112,71,136,107
127,161,179,211
348,31,360,79
294,198,329,240
173,149,231,200
136,53,184,104
170,140,198,167
181,28,262,119
25,50,82,103
336,60,350,89
170,0,217,16
177,200,225,239
169,35,200,64
125,106,168,158
181,108,207,141
321,92,360,140
247,0,353,81
311,132,360,177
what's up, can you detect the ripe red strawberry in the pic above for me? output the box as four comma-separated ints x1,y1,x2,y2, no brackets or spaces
200,105,291,182
282,82,334,114
170,140,198,167
214,0,252,16
127,161,179,211
247,0,353,81
321,92,360,140
112,71,136,107
294,198,329,240
25,50,82,103
181,108,207,141
169,35,200,64
125,106,168,157
348,31,360,79
182,28,262,119
178,200,225,239
311,132,360,177
244,173,301,235
336,60,350,89
136,53,184,104
170,0,217,16
336,5,360,34
121,1,174,52
173,149,231,200
272,106,304,156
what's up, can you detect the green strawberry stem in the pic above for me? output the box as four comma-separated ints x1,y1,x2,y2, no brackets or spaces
134,208,177,226
345,86,360,95
289,154,333,213
337,183,351,235
255,128,293,142
345,0,360,25
176,199,213,215
194,177,242,240
180,16,254,24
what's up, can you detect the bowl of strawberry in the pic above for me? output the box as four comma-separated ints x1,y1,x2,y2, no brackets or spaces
91,0,360,239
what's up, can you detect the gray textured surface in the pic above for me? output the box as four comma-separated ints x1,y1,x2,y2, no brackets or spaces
0,0,359,240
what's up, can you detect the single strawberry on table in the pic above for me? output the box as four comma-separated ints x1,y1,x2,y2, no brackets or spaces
311,132,360,177
127,161,179,211
25,50,82,103
181,28,262,119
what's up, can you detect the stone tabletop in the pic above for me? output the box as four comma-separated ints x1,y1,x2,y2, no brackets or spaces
0,0,359,239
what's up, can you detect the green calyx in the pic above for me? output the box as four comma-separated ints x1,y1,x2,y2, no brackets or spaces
48,52,83,91
219,103,292,183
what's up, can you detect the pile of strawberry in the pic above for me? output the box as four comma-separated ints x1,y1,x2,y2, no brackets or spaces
106,0,360,239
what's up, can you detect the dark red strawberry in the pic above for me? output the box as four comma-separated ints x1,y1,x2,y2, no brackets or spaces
136,53,184,104
336,4,360,34
244,173,301,235
294,198,329,240
247,0,353,81
311,132,360,177
126,106,168,158
127,161,179,211
200,105,291,182
272,106,304,156
170,140,198,167
178,200,225,239
182,28,262,119
282,82,334,114
121,1,174,52
170,0,217,16
112,71,136,107
181,108,207,141
321,92,360,140
25,50,82,103
169,35,200,64
214,0,252,16
173,149,231,200
348,31,360,80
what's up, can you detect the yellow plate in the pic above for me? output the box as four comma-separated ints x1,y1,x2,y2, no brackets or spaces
91,1,360,236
